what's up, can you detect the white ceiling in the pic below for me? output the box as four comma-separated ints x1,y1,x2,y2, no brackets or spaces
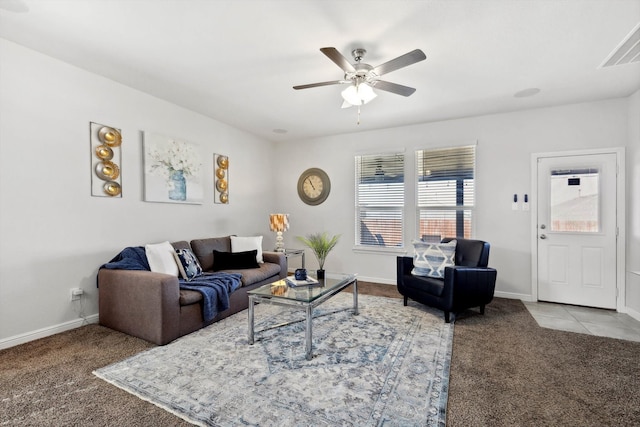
1,0,639,142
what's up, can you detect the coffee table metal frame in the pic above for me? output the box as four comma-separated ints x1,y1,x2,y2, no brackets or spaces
248,274,358,360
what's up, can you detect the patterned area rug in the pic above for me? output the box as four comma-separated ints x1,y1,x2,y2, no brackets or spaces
94,293,453,426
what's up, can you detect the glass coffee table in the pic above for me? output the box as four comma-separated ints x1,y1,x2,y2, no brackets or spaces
248,273,358,360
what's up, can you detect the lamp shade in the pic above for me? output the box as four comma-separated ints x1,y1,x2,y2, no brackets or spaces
269,213,289,232
341,82,377,106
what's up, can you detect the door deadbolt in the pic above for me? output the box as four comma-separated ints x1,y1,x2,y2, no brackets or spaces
540,224,546,229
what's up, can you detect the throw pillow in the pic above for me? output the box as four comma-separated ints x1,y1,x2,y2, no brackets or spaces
212,249,260,271
411,239,457,279
145,241,179,277
173,248,203,281
230,235,264,263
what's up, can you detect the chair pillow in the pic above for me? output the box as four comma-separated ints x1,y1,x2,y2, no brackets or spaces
145,241,179,277
212,249,259,271
231,235,264,263
411,239,457,279
173,248,203,281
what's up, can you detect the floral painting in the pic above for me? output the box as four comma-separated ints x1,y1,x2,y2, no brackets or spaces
143,132,203,204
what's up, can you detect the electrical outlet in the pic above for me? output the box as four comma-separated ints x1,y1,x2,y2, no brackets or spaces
70,288,83,301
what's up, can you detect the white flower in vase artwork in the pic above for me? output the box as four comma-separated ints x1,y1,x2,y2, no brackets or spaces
144,135,203,204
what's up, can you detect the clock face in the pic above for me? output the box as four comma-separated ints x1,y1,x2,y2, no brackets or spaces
297,168,330,205
303,174,323,198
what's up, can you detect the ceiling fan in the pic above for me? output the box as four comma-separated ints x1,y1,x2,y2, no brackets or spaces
293,47,427,109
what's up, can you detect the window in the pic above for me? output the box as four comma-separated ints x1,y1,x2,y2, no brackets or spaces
416,145,475,241
550,168,599,232
355,152,404,248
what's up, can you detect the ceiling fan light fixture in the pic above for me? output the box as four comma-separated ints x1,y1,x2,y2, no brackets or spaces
295,47,426,123
341,82,377,106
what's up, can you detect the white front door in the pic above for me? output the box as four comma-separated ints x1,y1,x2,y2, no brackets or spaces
536,153,618,309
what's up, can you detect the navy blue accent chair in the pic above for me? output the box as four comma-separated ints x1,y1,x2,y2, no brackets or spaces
397,238,497,323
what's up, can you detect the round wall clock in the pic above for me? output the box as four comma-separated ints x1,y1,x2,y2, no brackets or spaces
297,167,331,205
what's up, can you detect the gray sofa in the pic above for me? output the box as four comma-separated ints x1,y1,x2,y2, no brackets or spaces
98,236,286,345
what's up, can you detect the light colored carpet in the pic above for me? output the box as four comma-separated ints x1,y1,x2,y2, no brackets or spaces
94,293,453,426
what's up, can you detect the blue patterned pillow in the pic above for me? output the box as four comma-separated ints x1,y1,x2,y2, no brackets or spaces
411,240,457,279
173,248,203,281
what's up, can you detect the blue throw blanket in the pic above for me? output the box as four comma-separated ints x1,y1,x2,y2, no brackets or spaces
180,272,242,322
100,246,242,322
102,246,150,271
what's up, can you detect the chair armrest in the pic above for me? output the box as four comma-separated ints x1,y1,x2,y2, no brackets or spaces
98,269,181,345
444,266,497,298
262,251,287,279
396,256,415,284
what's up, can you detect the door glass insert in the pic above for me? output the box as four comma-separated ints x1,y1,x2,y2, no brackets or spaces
549,168,599,232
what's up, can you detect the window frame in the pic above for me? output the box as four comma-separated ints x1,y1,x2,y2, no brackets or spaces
354,151,406,253
415,144,476,242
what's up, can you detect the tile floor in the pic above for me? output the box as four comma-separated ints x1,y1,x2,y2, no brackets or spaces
523,301,640,342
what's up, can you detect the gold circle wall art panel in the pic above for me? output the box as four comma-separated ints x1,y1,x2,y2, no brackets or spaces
91,122,122,198
214,153,229,204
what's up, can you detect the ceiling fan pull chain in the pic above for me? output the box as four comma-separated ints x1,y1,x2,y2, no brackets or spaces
357,105,361,125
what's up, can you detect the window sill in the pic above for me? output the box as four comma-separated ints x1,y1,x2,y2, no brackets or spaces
352,245,407,255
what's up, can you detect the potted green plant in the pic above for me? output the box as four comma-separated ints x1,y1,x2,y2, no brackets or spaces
296,232,340,279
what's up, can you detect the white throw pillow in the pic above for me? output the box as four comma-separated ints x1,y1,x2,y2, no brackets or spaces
231,235,264,263
145,241,179,277
411,239,457,279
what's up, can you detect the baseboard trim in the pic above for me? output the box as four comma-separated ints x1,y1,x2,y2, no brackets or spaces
494,290,534,301
0,314,99,350
624,306,640,322
355,276,396,285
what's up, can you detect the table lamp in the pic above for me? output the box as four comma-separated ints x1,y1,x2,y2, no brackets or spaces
269,213,289,252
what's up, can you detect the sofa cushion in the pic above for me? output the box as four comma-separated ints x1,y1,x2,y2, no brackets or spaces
145,241,179,277
219,262,282,286
231,235,264,263
212,250,259,271
402,274,446,297
411,239,457,279
179,289,203,306
173,248,203,281
191,237,232,271
171,240,191,251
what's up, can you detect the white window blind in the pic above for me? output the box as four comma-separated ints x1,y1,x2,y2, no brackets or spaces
355,153,404,248
416,145,475,241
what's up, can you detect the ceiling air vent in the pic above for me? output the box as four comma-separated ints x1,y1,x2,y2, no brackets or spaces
600,22,640,68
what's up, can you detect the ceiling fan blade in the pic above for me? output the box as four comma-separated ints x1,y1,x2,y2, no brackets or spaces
372,49,426,76
372,80,417,97
320,47,356,73
293,80,348,90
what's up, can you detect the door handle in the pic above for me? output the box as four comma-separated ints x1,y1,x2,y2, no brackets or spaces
540,234,547,239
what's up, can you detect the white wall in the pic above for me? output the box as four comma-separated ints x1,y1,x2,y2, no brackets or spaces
626,89,640,316
274,98,632,303
0,39,279,346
